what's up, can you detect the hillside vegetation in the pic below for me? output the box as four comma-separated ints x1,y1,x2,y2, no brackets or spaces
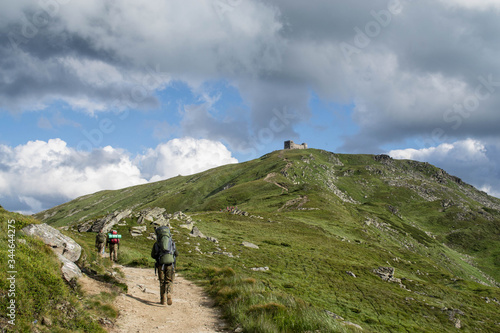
0,206,125,332
35,149,500,332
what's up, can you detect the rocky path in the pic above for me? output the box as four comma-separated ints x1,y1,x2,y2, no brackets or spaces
81,265,229,333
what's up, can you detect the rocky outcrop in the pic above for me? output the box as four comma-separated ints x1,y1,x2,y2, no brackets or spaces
22,223,81,262
22,223,82,282
137,207,166,224
373,266,407,289
78,209,132,233
92,209,132,233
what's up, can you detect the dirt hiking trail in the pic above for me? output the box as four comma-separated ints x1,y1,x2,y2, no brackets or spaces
81,265,230,333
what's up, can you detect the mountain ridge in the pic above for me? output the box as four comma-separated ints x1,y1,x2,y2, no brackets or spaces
32,148,500,331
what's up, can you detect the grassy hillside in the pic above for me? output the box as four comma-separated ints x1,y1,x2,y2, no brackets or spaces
0,206,122,332
35,149,500,332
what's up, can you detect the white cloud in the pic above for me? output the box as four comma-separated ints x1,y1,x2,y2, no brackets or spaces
439,0,500,10
138,137,238,182
388,138,499,198
0,139,147,212
389,138,488,163
0,137,237,213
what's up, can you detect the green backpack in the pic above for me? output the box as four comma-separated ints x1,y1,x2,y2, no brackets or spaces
155,226,175,265
97,232,107,243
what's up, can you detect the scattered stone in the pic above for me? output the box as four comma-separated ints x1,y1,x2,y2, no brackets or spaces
343,321,363,330
251,267,269,272
206,236,219,244
373,267,395,281
147,233,157,240
346,271,356,278
441,308,465,328
189,226,218,243
242,241,259,249
190,226,206,238
324,310,344,320
42,316,52,327
99,317,114,327
208,251,234,258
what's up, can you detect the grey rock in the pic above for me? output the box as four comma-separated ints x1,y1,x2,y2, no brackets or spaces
190,226,206,238
22,223,81,262
57,253,82,282
206,236,219,243
152,216,170,227
324,310,344,320
90,209,132,233
251,267,269,271
242,241,259,249
179,222,194,231
346,271,357,278
343,321,363,330
373,267,395,281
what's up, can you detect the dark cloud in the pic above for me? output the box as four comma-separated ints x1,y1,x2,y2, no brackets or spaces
1,0,499,194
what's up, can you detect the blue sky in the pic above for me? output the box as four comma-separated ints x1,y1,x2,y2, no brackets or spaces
1,0,500,213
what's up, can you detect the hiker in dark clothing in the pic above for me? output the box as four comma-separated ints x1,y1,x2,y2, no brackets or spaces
95,230,106,256
151,226,178,305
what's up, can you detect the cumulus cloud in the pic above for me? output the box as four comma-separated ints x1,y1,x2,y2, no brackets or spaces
0,139,147,213
388,138,499,198
1,1,500,200
137,137,238,182
0,137,237,213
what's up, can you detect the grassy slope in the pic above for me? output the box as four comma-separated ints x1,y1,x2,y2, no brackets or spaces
0,207,122,332
34,149,500,332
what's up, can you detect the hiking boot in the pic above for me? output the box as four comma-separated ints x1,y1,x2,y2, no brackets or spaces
167,293,172,306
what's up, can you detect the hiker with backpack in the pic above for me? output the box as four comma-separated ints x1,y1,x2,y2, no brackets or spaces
107,230,121,262
95,230,106,256
151,226,178,305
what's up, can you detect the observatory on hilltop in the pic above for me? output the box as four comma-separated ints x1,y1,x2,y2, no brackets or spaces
284,140,308,150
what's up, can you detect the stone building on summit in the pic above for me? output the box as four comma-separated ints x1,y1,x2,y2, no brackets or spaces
284,140,308,150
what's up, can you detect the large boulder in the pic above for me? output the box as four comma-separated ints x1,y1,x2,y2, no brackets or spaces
57,254,82,282
22,223,81,262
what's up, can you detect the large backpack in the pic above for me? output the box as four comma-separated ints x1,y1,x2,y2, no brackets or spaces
155,226,175,265
108,230,121,244
97,232,107,243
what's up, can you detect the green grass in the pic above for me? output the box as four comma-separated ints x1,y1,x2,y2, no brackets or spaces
0,208,110,332
29,148,500,332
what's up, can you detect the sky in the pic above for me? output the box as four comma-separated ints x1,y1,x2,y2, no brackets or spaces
1,0,500,214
